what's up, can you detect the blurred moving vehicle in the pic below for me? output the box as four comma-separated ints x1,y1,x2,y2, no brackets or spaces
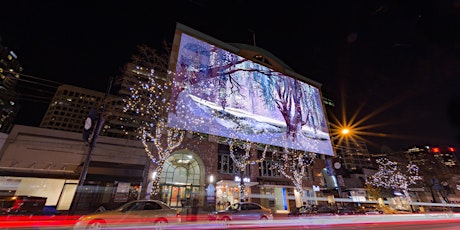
94,202,126,212
73,200,181,230
208,202,273,221
0,196,47,215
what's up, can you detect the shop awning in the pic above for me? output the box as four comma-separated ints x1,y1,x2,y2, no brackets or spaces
216,180,259,187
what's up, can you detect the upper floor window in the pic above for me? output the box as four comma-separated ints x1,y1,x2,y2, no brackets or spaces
217,144,249,176
259,160,281,177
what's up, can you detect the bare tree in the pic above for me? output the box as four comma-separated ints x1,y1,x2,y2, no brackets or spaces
228,139,268,201
366,158,422,210
272,149,316,204
122,43,185,198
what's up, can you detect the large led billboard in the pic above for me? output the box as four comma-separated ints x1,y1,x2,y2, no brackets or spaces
167,28,334,156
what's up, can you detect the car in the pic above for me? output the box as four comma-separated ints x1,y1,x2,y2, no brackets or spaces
312,206,336,216
288,205,312,216
357,205,384,215
94,201,126,212
0,196,47,215
73,200,181,230
336,207,357,215
208,202,273,222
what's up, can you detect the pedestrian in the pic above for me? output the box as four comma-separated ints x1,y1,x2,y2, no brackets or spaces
191,195,199,221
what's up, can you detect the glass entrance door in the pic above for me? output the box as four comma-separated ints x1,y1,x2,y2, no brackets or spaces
162,184,190,208
159,152,202,208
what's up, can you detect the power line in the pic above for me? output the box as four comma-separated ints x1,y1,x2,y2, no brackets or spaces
12,77,59,89
2,70,59,104
16,93,53,100
16,97,52,104
16,85,55,95
4,69,64,86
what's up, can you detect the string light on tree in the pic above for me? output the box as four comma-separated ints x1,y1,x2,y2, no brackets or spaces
272,148,316,204
366,157,422,209
122,44,185,198
229,139,268,201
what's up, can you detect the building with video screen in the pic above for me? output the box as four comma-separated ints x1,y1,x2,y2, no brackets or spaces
0,23,339,214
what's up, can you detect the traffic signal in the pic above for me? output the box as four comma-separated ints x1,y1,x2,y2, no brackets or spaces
83,107,97,142
431,147,440,153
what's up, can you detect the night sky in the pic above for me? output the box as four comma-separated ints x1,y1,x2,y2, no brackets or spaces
1,0,459,153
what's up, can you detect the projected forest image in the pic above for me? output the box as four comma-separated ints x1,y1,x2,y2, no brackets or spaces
168,33,334,156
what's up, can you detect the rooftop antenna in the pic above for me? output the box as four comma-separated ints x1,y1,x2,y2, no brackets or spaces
248,29,256,47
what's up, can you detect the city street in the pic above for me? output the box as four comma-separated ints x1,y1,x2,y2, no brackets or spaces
4,212,460,229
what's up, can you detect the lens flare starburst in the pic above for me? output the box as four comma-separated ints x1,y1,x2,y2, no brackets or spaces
327,89,403,151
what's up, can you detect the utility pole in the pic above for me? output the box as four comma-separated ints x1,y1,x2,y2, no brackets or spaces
248,29,256,47
70,78,113,214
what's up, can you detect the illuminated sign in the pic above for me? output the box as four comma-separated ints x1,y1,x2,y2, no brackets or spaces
234,176,250,183
312,185,320,192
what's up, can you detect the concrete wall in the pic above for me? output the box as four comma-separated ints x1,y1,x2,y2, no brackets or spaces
0,125,146,177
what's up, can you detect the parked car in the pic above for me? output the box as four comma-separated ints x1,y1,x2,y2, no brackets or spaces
208,202,273,221
73,200,181,230
0,196,47,215
357,205,384,215
288,205,312,216
311,206,336,216
336,207,357,215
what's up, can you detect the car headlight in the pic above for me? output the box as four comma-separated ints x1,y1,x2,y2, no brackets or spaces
77,215,92,221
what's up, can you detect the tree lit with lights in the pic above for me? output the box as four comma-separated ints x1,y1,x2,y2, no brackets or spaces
366,157,422,205
229,139,268,201
272,148,316,204
122,44,185,198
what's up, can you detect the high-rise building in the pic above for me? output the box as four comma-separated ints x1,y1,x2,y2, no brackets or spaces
334,140,374,171
39,84,145,140
40,84,107,132
0,41,23,133
40,63,165,141
429,146,458,167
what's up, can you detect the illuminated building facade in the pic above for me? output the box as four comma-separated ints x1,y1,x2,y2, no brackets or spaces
403,145,460,203
429,146,458,167
40,85,107,132
334,140,373,171
1,24,335,214
0,41,22,133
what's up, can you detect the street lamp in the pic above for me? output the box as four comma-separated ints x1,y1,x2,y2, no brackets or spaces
209,174,214,184
329,127,351,208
